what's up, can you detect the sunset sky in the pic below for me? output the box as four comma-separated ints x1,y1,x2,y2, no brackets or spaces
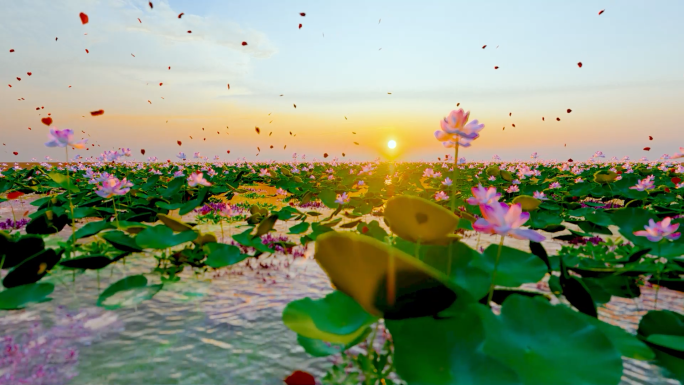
1,0,683,162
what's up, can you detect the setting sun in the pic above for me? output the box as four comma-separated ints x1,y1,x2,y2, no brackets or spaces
387,140,397,149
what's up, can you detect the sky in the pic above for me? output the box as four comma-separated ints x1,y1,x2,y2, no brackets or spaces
1,0,683,163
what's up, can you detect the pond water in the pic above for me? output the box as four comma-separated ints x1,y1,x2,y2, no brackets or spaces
2,251,337,385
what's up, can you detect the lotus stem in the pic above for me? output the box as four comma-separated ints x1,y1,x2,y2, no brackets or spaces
65,147,76,256
486,236,505,306
112,198,121,229
387,249,396,307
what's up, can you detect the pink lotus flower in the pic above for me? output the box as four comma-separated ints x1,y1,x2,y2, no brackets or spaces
533,191,548,200
473,202,545,242
505,185,519,193
467,184,501,206
45,128,87,149
634,217,681,242
335,192,350,205
671,147,684,159
276,188,287,196
96,177,132,198
630,177,654,191
259,168,270,177
434,191,449,201
187,172,212,187
435,108,485,148
442,177,453,186
548,182,561,189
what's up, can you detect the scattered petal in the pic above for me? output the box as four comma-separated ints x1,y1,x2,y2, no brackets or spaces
577,62,582,68
148,1,153,9
178,12,184,19
643,147,651,151
598,9,605,15
284,370,315,385
567,109,572,113
177,140,182,146
242,41,248,46
41,117,53,126
90,109,104,116
299,12,306,16
79,12,89,25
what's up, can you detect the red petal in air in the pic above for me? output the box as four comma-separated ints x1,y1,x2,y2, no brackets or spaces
227,83,230,89
649,136,653,140
227,150,230,154
9,49,14,52
494,66,499,69
178,12,184,19
177,140,182,146
159,82,163,86
598,9,605,15
27,72,32,76
138,18,142,23
187,30,192,33
242,41,248,46
85,49,89,53
556,117,560,121
566,109,572,113
300,12,306,16
284,370,315,385
141,149,146,155
41,117,53,126
148,1,153,9
643,147,650,151
90,109,104,116
79,12,89,25
299,24,302,29
13,152,18,156
577,62,582,68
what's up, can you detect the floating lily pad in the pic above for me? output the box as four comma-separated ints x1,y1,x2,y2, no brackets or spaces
135,225,198,249
204,243,248,268
314,232,464,319
384,195,459,244
283,290,377,344
97,275,162,310
0,283,55,310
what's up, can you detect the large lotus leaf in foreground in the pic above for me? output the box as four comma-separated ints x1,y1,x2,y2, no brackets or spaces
388,300,522,385
314,231,466,319
638,310,684,383
384,195,459,244
282,290,377,344
476,295,624,385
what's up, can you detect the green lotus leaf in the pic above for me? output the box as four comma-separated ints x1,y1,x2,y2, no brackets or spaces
477,295,624,385
0,283,55,310
511,195,542,211
314,232,465,319
204,243,248,268
135,225,198,249
97,275,162,310
471,245,547,288
283,290,377,344
388,302,521,385
594,170,618,184
157,213,194,232
384,195,459,245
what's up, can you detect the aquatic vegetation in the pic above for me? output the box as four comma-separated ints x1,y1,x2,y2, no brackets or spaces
1,151,684,384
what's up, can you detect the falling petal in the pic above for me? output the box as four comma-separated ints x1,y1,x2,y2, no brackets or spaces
598,9,605,15
148,1,153,9
79,12,89,25
178,12,184,18
90,109,104,116
299,24,302,29
242,41,248,46
577,62,582,68
41,117,53,126
177,140,182,146
643,147,651,151
567,109,572,113
300,12,306,16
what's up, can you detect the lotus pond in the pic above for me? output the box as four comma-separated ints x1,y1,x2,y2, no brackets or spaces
1,158,684,385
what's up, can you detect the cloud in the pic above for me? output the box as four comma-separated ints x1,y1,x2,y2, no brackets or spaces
114,0,277,59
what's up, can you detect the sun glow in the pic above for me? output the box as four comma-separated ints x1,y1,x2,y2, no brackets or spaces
387,140,397,149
